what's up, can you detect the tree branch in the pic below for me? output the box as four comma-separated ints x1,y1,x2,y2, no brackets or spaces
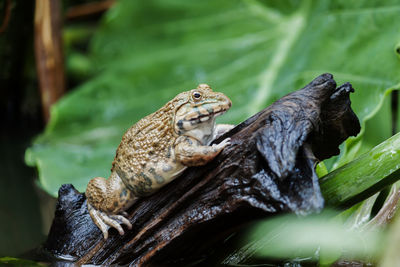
34,0,65,122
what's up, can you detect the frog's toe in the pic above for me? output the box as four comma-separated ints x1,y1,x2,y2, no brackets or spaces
224,137,231,145
100,213,126,236
121,211,129,217
88,203,132,239
217,137,231,148
109,214,132,230
88,207,111,239
96,212,132,236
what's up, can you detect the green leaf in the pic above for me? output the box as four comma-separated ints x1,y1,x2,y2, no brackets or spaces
320,132,400,208
26,0,400,196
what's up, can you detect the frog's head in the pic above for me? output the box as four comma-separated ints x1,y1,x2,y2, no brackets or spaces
174,84,231,134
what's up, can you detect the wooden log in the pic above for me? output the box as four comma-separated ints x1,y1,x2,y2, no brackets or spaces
39,73,361,265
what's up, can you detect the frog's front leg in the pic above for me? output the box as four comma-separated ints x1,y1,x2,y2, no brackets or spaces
175,136,231,166
86,171,136,239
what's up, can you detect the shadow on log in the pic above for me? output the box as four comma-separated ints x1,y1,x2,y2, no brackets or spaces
40,73,360,266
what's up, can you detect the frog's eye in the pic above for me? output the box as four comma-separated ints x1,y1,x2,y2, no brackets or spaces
192,91,202,101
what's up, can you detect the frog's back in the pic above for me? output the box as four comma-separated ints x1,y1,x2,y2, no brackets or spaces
112,100,177,175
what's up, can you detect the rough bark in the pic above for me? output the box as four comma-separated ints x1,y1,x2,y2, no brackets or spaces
38,73,361,266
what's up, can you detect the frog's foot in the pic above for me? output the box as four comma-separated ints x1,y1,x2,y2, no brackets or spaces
215,124,235,138
213,137,231,149
87,202,132,240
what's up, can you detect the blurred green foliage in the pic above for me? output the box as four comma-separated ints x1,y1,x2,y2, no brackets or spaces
229,211,383,265
26,0,400,196
0,257,45,266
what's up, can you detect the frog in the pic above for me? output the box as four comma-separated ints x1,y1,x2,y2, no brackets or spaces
85,84,234,239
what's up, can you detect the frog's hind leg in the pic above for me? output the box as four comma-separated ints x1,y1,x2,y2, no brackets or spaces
85,172,136,239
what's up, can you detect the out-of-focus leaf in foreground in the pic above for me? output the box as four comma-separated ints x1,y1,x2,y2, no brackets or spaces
26,0,400,196
380,208,400,267
223,212,383,265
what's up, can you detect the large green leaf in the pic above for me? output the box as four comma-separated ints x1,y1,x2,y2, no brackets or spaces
26,0,400,196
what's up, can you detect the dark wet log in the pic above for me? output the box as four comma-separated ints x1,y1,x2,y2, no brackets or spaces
41,74,360,266
34,0,65,122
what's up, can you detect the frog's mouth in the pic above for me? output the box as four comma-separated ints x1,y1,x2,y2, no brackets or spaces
175,97,232,130
188,108,228,124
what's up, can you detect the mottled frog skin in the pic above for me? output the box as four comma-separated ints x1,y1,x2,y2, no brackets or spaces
85,84,233,239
